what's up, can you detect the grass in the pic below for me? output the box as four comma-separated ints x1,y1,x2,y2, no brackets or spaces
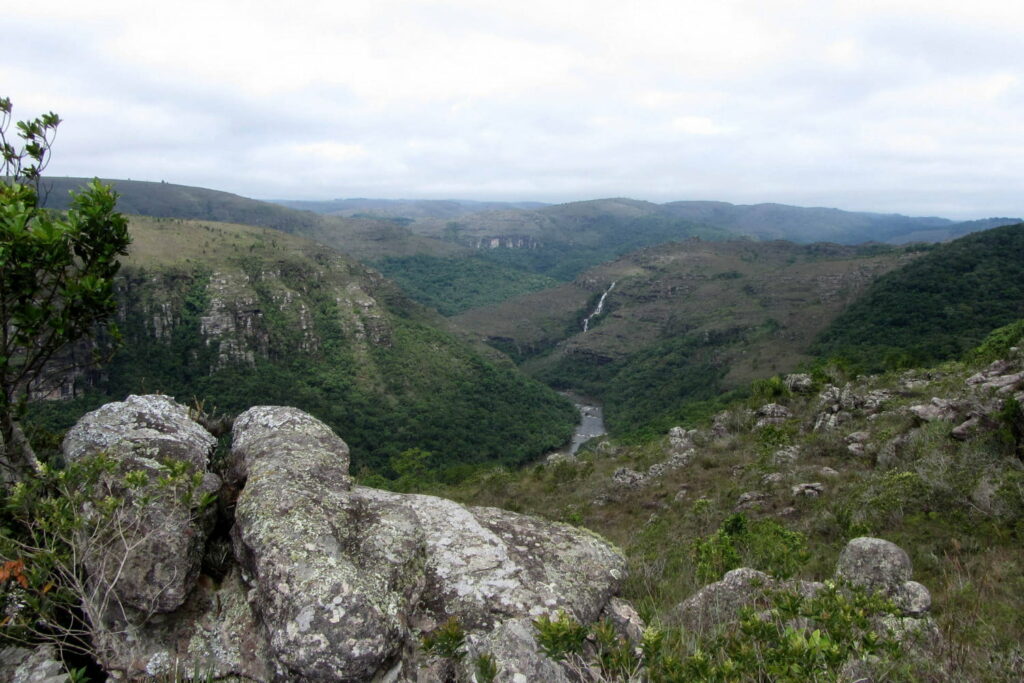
422,341,1024,680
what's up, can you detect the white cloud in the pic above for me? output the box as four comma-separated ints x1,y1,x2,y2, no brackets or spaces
3,0,1023,219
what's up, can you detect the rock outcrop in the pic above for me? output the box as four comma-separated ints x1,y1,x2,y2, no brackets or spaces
672,537,939,668
63,397,629,682
62,395,220,616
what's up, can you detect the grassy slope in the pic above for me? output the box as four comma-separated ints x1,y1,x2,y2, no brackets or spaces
424,323,1024,681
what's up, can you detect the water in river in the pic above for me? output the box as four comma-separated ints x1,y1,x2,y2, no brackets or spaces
547,394,606,460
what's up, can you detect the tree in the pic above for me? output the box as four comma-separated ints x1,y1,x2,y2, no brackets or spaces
0,97,131,479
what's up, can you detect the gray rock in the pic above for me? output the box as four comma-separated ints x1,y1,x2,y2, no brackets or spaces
845,431,870,444
0,645,67,683
600,597,646,644
784,373,814,394
94,569,273,681
894,580,932,617
772,446,800,465
755,403,792,427
836,537,912,594
909,397,962,422
792,482,824,498
735,491,768,511
612,467,645,488
674,568,774,634
63,394,216,469
230,406,627,681
761,472,785,486
62,394,219,616
951,415,983,440
667,426,697,453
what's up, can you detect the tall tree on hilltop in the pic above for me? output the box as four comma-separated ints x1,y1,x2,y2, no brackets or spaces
0,97,130,480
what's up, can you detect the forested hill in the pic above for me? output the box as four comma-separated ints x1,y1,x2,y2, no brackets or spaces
814,222,1024,371
37,215,576,474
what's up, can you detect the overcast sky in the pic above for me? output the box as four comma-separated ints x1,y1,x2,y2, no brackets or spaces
5,0,1023,219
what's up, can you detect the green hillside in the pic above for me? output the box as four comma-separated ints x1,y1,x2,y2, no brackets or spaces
814,223,1024,372
40,216,576,474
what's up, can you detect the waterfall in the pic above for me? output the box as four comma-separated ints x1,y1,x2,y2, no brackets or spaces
582,281,616,333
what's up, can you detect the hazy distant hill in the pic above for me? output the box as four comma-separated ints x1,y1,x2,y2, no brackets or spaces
272,197,549,220
39,177,463,262
427,196,1019,248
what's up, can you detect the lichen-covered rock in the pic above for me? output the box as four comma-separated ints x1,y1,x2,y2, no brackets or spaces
94,569,273,681
674,568,774,633
0,645,67,683
230,405,627,681
63,394,216,469
772,445,801,465
784,373,814,394
836,537,912,593
792,482,824,498
755,403,792,427
894,580,932,617
61,394,219,615
612,467,645,488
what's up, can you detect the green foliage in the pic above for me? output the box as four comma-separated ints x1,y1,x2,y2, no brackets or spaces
997,397,1024,459
54,254,576,476
0,97,130,472
0,453,210,649
970,318,1024,363
473,652,499,682
536,328,745,437
532,610,588,661
373,254,558,315
476,215,726,281
535,583,912,682
814,223,1024,372
757,422,797,455
420,616,467,661
750,375,790,402
692,514,810,582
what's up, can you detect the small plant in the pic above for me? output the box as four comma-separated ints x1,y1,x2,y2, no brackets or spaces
751,375,790,402
421,616,467,661
533,610,588,662
473,652,499,682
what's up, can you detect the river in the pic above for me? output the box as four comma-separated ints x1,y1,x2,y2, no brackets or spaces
548,393,607,459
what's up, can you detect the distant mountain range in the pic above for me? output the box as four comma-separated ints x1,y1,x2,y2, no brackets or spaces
41,178,1019,249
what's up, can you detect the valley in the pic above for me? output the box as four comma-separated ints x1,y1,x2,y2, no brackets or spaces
10,175,1024,681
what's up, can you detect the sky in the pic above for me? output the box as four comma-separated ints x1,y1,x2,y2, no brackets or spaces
4,0,1023,219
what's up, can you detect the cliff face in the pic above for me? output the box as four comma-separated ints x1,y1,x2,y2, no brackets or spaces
65,217,576,472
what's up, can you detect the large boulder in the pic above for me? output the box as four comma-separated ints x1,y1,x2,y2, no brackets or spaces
61,395,219,616
230,405,627,681
63,394,216,469
835,537,912,593
673,568,824,636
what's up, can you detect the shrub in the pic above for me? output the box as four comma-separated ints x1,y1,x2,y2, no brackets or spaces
691,514,809,582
